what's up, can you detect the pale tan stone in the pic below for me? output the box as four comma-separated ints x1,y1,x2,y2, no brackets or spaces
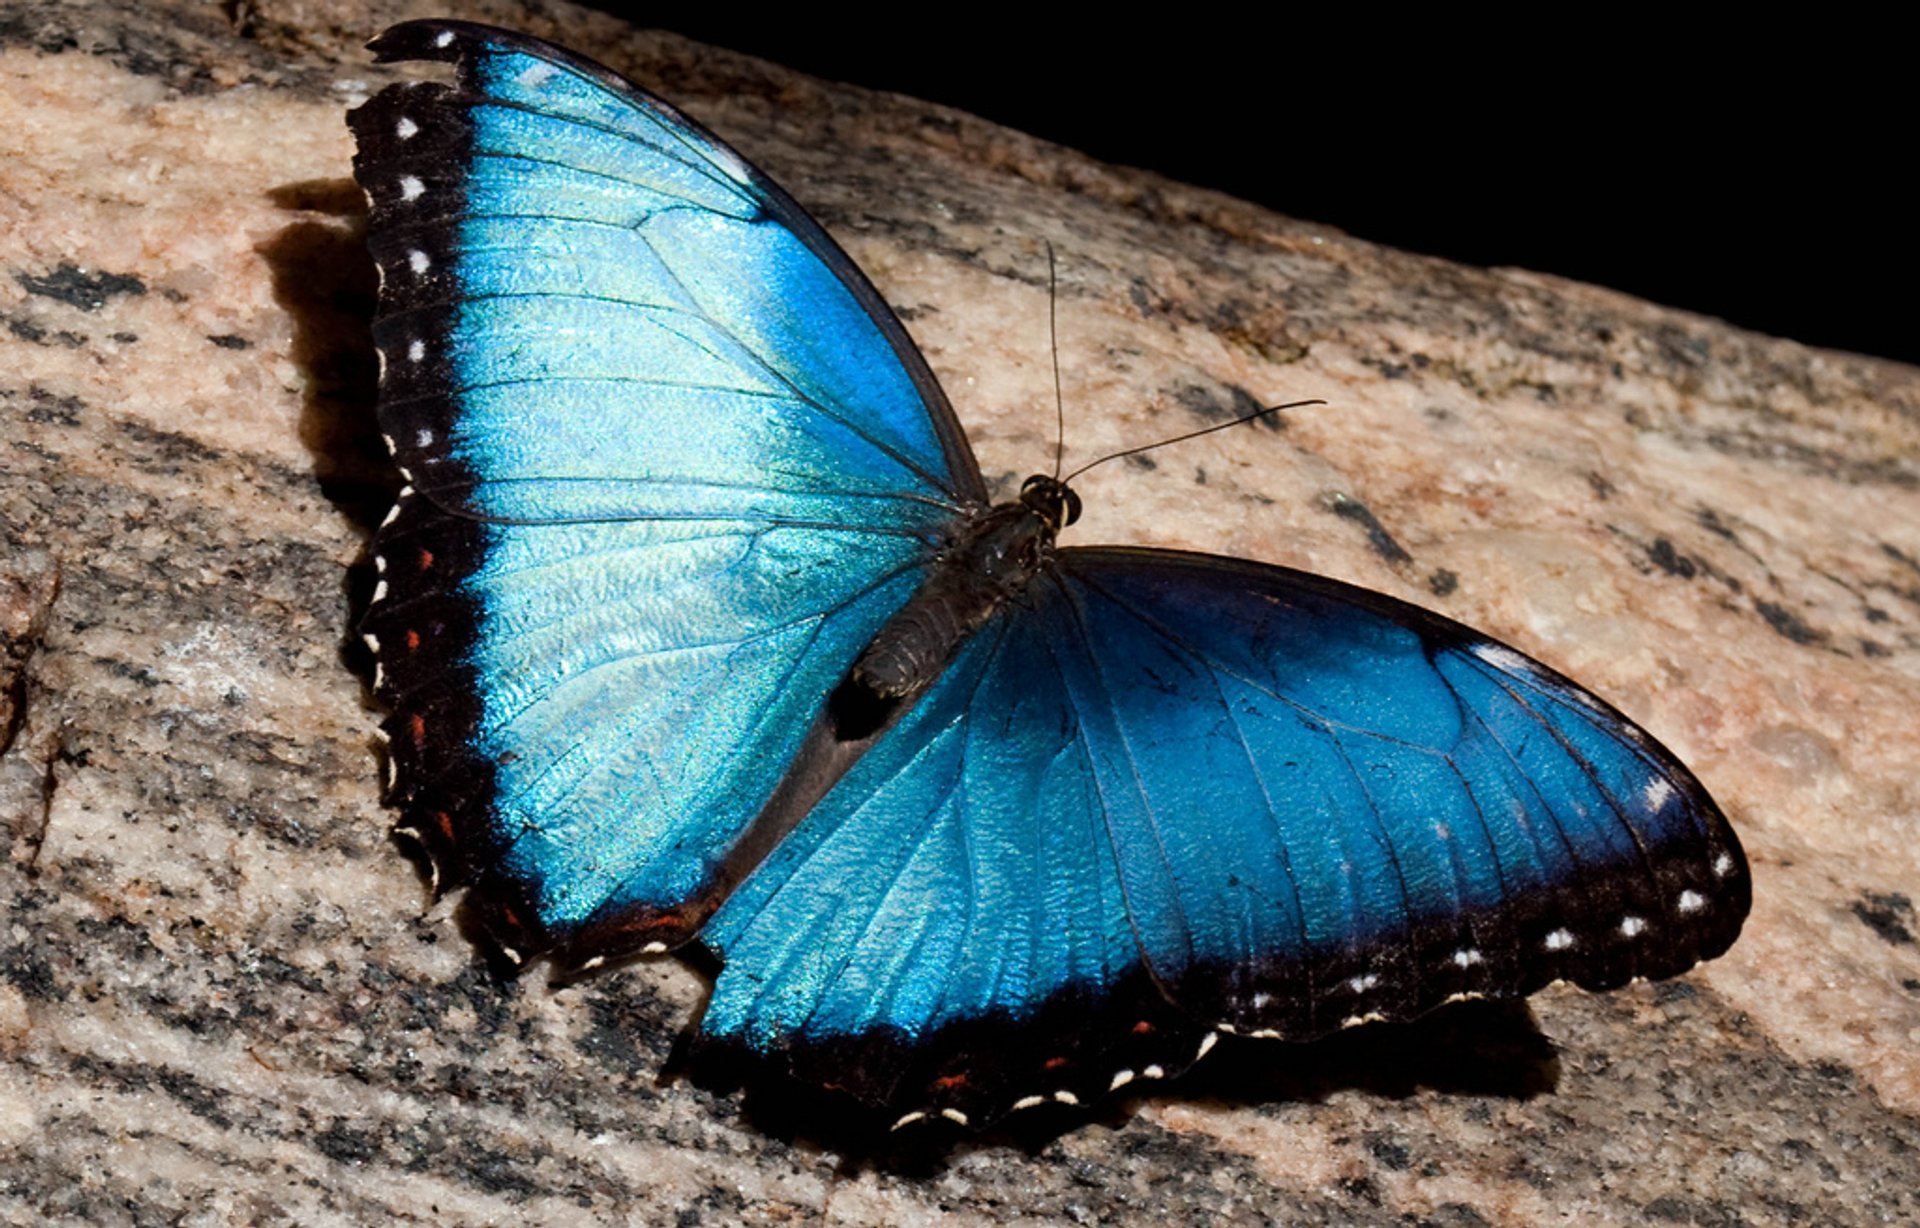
2,2,1916,1225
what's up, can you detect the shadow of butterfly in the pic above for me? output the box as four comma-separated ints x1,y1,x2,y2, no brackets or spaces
349,19,1748,1130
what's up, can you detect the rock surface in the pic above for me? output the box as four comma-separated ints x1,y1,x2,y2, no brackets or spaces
3,2,1917,1224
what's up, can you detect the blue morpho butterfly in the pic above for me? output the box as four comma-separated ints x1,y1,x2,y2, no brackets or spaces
349,20,1749,1128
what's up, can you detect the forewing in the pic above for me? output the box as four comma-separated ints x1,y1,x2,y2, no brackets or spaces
1051,547,1748,1037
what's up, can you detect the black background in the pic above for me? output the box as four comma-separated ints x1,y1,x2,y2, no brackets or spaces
616,14,1910,368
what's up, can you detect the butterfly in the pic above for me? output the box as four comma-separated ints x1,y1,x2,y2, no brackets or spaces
349,20,1749,1129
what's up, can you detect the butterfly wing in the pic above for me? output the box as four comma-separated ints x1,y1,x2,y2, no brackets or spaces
350,21,984,958
698,547,1748,1123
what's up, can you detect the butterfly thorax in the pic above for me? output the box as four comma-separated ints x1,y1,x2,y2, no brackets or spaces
849,475,1080,704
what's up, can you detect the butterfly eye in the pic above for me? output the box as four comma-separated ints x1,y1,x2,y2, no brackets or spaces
1019,475,1081,528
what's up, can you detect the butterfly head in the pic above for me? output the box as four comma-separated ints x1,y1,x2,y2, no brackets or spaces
953,477,1078,595
1019,475,1082,532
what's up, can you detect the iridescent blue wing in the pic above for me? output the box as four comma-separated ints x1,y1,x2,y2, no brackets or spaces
352,20,981,524
698,548,1748,1124
349,21,983,959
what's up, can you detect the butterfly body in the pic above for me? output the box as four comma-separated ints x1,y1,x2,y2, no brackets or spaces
350,20,1748,1127
853,475,1074,701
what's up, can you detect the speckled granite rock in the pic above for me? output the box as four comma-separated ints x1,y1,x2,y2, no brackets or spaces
3,2,1917,1224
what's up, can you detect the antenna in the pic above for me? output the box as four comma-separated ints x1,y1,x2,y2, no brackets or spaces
1038,244,1324,485
1046,241,1066,481
1061,398,1327,484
